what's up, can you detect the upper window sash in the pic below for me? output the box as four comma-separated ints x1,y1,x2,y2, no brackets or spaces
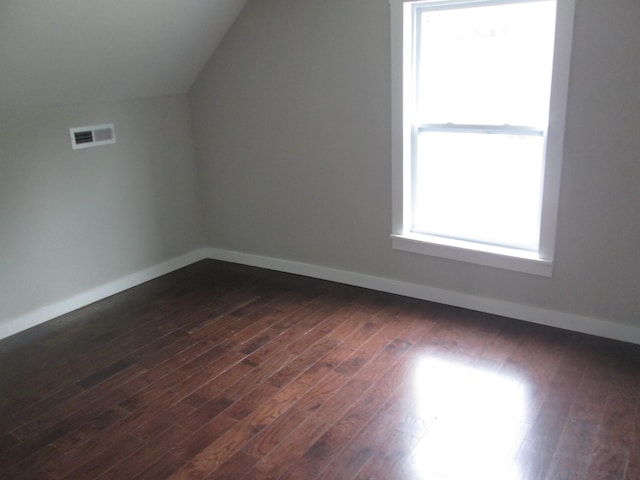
411,0,556,127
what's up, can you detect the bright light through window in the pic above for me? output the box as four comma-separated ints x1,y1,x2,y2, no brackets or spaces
417,2,556,126
414,131,545,250
414,0,556,251
408,357,531,479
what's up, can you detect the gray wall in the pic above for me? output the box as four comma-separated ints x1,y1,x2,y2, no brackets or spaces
0,95,205,323
190,0,640,328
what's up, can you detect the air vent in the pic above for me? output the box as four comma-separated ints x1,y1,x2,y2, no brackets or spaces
70,124,116,149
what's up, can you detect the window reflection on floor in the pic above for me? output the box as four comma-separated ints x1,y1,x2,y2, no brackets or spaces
403,356,531,479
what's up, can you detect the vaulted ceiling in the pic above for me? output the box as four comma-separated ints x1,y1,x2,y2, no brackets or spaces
0,0,247,109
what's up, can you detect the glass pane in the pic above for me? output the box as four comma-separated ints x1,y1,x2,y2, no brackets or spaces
413,131,544,250
417,1,556,126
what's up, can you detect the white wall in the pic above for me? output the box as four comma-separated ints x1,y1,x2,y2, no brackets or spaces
190,0,640,331
0,95,205,328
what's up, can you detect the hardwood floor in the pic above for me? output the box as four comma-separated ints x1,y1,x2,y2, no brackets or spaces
0,260,638,480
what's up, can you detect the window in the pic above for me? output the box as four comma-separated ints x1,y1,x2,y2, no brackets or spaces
390,0,575,276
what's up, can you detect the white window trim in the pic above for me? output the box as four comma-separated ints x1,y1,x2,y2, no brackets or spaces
390,0,575,277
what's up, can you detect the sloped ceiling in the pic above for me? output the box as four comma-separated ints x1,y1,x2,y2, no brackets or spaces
0,0,247,109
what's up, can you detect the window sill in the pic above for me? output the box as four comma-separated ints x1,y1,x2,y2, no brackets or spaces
391,233,553,277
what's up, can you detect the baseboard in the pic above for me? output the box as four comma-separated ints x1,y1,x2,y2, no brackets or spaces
0,248,209,341
4,246,639,345
205,247,640,345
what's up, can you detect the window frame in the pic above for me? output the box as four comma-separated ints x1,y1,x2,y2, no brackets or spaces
390,0,575,277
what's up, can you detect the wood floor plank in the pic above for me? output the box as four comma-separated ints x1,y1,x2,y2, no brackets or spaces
52,406,131,453
168,311,391,479
1,260,639,480
180,358,255,408
277,384,390,479
99,424,192,480
77,358,137,388
60,434,145,480
170,413,239,461
11,383,86,424
317,410,393,480
240,373,371,465
133,453,186,480
132,401,196,442
352,429,420,480
584,443,629,480
244,320,418,479
4,445,64,480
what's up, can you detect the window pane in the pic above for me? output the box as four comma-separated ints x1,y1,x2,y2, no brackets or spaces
413,131,544,250
417,1,556,126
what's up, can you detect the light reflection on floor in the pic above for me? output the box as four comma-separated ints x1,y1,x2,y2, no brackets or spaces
403,356,532,479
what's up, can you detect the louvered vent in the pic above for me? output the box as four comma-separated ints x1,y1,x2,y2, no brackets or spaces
70,124,116,149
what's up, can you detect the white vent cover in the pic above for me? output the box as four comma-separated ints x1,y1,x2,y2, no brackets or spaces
70,124,116,149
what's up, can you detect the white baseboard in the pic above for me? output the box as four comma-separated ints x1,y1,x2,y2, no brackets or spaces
205,247,640,345
0,248,209,341
4,246,639,345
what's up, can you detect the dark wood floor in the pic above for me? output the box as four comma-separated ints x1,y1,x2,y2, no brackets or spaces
0,260,639,480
